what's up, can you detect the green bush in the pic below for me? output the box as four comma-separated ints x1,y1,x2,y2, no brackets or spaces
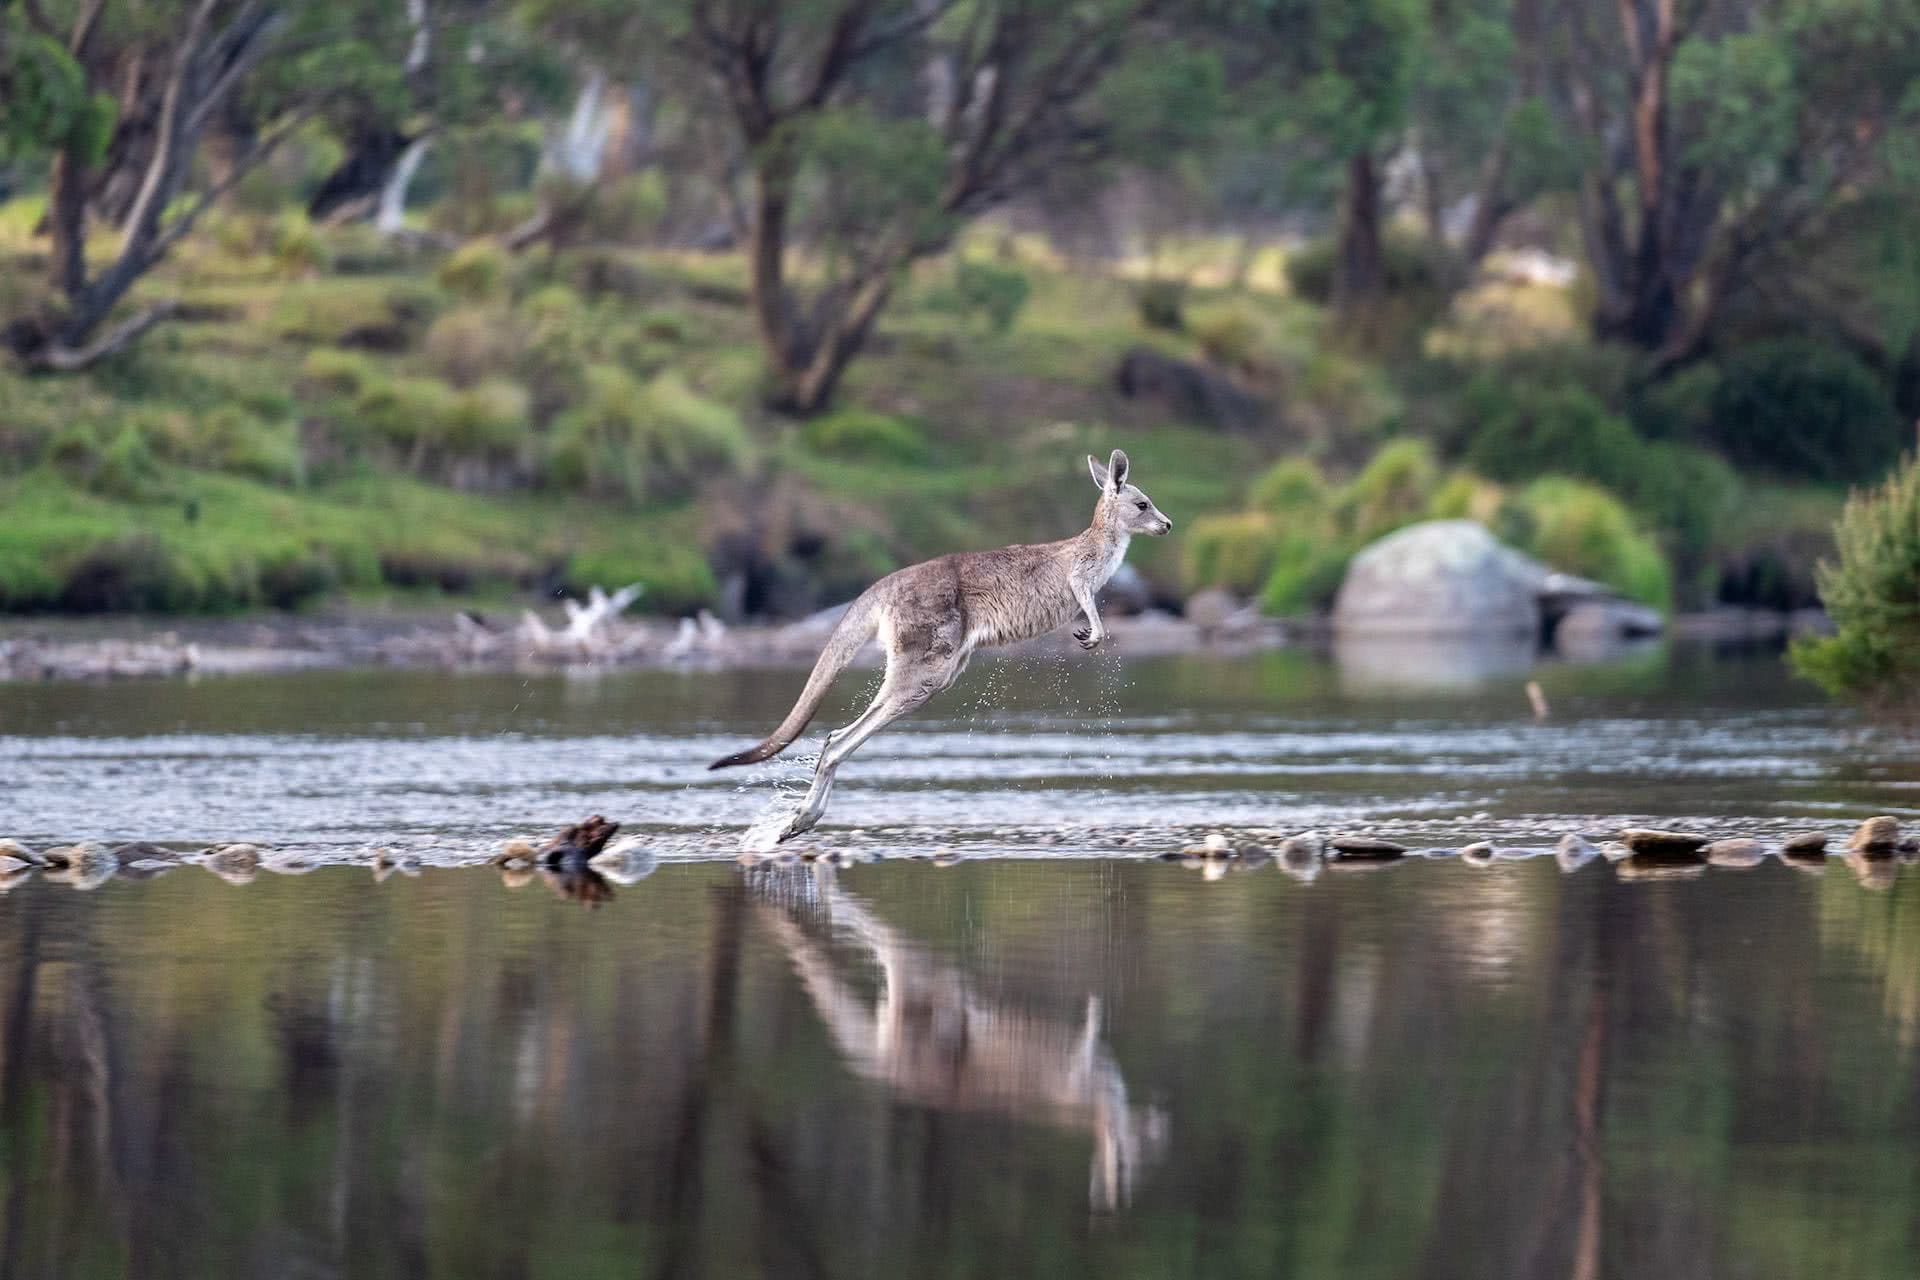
932,260,1032,335
1132,279,1187,332
438,240,511,301
1496,477,1671,608
1704,339,1903,483
584,171,668,243
1258,536,1352,615
1189,305,1270,380
197,406,304,486
444,380,531,455
1248,457,1328,517
423,306,520,388
1182,511,1279,595
301,348,382,396
545,368,749,501
1791,452,1920,701
1286,231,1457,304
356,377,462,452
46,423,168,502
802,409,929,464
268,211,329,278
1334,438,1439,543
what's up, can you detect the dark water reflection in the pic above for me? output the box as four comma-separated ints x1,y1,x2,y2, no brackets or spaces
6,855,1920,1279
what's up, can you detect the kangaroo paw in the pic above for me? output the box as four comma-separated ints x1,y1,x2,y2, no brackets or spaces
1075,627,1102,650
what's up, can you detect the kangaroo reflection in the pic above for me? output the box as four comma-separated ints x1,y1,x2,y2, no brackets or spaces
753,867,1166,1211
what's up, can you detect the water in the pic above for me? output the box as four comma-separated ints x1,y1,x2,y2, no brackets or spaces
4,645,1920,1277
2,646,1914,857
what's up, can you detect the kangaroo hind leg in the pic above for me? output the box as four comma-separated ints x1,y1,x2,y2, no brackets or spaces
781,639,967,842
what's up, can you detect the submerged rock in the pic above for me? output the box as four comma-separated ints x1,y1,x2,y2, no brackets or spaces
1617,854,1708,882
0,838,36,873
1781,832,1830,858
1555,834,1600,872
41,842,117,890
1276,835,1323,883
1704,838,1767,869
111,841,183,864
1327,836,1407,860
1460,841,1496,867
201,843,262,884
1848,816,1902,853
1617,828,1709,860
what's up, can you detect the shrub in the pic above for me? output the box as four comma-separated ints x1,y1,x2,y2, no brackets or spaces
1189,305,1271,381
1286,231,1457,304
583,171,668,243
424,306,520,388
1334,438,1439,543
1497,478,1671,607
1704,339,1903,483
565,544,716,616
268,211,329,278
935,260,1032,335
301,348,382,396
1182,511,1280,595
444,379,531,454
1791,452,1920,701
197,406,304,486
802,409,929,464
545,368,748,500
47,423,167,502
55,536,191,613
1133,279,1187,332
1258,537,1352,615
1248,457,1328,517
438,240,510,301
356,377,462,453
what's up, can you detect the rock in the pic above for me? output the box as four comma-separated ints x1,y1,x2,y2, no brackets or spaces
0,838,41,868
1617,828,1709,860
493,837,539,867
1098,564,1156,616
1182,832,1235,860
1184,588,1244,634
111,841,183,864
498,864,536,890
1704,837,1767,869
1617,855,1708,882
1553,599,1665,652
538,815,620,865
1327,835,1407,860
1276,834,1323,883
1555,834,1600,872
1113,346,1267,431
1846,851,1900,891
589,837,658,886
1460,841,1496,867
202,843,262,884
1847,816,1901,853
1781,832,1829,857
1333,522,1549,637
41,842,117,890
0,865,36,892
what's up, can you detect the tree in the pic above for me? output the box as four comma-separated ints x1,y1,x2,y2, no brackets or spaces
533,0,1213,417
1,2,405,370
1547,0,1920,364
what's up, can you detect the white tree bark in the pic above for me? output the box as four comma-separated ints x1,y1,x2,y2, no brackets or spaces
376,136,431,233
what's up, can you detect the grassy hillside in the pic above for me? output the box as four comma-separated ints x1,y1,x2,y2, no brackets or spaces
0,206,1852,620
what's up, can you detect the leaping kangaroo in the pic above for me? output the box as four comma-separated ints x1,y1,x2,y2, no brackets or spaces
710,449,1172,842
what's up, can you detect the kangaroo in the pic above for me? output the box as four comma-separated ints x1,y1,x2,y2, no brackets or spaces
710,449,1172,843
753,869,1168,1209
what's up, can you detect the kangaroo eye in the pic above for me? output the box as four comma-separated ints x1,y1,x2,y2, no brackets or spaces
1135,501,1149,511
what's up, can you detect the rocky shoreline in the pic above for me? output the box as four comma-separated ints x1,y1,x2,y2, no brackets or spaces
0,600,1291,682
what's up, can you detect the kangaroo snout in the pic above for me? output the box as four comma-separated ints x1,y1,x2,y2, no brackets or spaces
1152,517,1172,535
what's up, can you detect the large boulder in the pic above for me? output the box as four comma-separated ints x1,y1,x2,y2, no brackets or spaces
1334,520,1559,637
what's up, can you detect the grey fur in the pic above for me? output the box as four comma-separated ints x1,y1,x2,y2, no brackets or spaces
710,448,1171,841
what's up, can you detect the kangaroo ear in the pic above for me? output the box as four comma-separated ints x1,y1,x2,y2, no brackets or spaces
1107,449,1129,490
1087,453,1110,490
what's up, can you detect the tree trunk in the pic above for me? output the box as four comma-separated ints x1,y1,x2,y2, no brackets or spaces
47,148,89,300
1334,150,1384,311
376,137,432,234
308,129,412,222
747,162,807,412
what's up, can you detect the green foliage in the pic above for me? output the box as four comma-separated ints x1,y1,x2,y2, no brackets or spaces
301,348,383,396
1286,230,1453,304
546,368,747,501
1183,511,1283,596
268,211,329,278
802,409,930,465
1703,339,1903,484
1333,438,1438,543
1190,305,1271,380
0,17,117,162
438,240,511,301
1496,477,1672,607
1249,458,1329,516
565,544,716,617
424,306,521,388
1792,452,1920,702
927,261,1032,336
583,171,668,243
1133,279,1188,332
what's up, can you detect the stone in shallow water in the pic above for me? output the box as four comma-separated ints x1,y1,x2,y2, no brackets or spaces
1848,816,1901,853
1617,828,1708,859
1555,834,1600,872
1327,836,1407,860
201,843,262,884
1705,838,1766,868
1459,841,1495,866
0,839,40,868
1781,832,1829,857
1276,835,1322,883
112,841,181,864
1845,850,1900,891
41,842,118,890
1617,854,1708,881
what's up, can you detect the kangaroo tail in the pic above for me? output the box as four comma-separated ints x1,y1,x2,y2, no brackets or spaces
708,592,881,770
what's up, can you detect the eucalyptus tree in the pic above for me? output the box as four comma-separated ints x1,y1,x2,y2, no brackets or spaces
531,0,1217,417
1545,0,1920,363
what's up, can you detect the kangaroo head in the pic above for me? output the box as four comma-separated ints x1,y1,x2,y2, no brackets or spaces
1087,449,1172,537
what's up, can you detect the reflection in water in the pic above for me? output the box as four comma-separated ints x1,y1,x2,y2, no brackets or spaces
753,866,1166,1210
6,858,1920,1277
